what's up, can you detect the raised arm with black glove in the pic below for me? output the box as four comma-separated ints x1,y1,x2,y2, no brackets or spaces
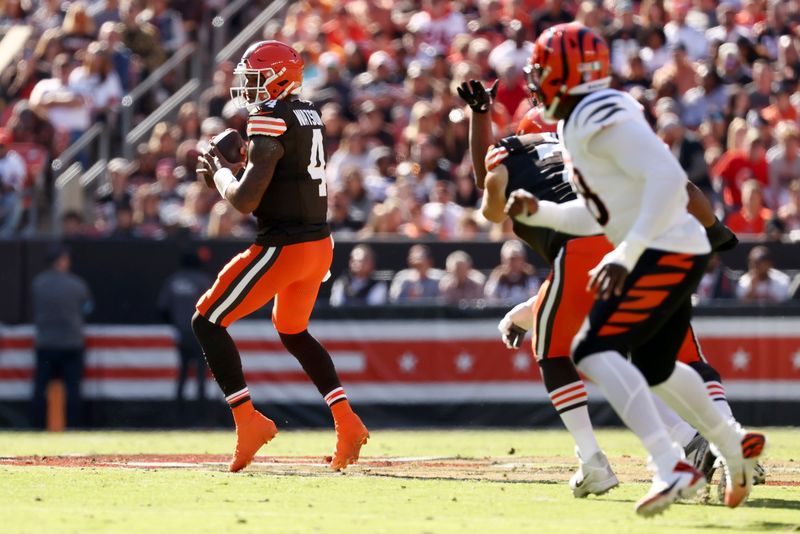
456,79,498,189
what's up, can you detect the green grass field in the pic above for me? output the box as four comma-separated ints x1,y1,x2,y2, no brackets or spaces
0,429,798,533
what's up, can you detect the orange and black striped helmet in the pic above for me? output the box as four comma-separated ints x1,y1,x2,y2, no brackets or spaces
526,23,611,119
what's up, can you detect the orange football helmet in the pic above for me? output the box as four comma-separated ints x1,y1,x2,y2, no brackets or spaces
526,23,611,120
516,106,558,135
231,40,303,106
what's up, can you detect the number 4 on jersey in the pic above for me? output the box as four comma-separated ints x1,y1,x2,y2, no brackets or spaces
308,129,327,197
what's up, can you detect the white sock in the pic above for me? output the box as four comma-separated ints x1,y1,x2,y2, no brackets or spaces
705,379,735,420
652,394,697,448
652,362,743,463
578,351,682,474
560,405,602,460
548,380,601,459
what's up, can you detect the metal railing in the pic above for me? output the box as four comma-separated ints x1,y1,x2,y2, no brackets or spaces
50,123,110,174
52,162,84,235
120,43,200,158
215,0,289,63
45,0,290,235
125,79,200,150
211,0,253,59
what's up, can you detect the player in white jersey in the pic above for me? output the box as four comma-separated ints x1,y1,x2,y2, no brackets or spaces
505,23,765,517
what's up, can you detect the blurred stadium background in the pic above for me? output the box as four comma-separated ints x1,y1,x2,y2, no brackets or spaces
0,0,799,431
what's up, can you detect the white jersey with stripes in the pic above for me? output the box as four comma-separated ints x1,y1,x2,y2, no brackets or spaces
557,88,710,270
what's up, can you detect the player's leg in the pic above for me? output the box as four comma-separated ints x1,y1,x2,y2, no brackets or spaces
677,327,766,485
677,328,734,420
535,238,617,497
62,348,85,428
272,236,368,470
193,244,286,471
626,254,763,508
572,251,707,516
651,393,697,448
193,344,208,403
30,348,57,429
175,338,192,404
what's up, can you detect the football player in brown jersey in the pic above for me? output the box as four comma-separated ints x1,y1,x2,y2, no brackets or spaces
195,41,368,472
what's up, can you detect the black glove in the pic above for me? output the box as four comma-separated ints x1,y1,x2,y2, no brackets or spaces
706,218,739,252
502,324,527,349
456,79,499,113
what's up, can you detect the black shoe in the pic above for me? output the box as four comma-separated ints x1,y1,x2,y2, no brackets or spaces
684,433,717,482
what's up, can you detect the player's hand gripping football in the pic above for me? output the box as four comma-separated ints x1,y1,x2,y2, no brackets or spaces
504,189,539,219
587,263,628,301
199,145,245,177
456,79,499,113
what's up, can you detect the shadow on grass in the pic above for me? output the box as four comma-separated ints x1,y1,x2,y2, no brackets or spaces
745,497,800,511
693,521,800,531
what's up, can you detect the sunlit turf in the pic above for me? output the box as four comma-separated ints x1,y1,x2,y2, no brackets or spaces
0,429,798,533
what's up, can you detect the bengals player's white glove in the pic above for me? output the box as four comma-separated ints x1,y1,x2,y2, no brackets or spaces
498,296,537,349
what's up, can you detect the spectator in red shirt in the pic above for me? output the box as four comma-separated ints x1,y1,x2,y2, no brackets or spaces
494,63,527,121
712,133,769,209
725,179,773,235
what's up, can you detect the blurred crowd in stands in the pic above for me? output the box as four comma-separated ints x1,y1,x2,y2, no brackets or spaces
1,0,800,304
1,0,800,242
328,241,800,306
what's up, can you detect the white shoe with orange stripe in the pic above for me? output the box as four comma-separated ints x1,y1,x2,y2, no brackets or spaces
635,460,706,517
721,432,766,508
569,448,619,498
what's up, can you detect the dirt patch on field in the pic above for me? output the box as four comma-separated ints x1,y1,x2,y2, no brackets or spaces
0,454,797,487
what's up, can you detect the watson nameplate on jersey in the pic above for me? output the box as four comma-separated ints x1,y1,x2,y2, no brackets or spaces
294,109,323,126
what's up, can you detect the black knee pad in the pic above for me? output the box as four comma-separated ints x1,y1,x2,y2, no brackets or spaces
631,353,675,386
539,356,582,393
687,360,722,383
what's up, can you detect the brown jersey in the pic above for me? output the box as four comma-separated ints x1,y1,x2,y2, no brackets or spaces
247,98,330,246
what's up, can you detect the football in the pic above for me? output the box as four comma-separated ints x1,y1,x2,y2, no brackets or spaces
211,128,246,164
198,128,246,188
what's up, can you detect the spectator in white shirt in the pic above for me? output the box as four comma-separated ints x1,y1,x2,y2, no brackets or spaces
422,180,464,239
736,245,792,303
488,19,533,74
767,121,800,208
29,54,92,143
665,0,709,61
406,0,466,53
68,41,123,122
706,3,751,44
0,128,26,236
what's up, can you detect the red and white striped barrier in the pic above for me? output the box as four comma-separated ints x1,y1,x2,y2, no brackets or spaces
1,318,799,402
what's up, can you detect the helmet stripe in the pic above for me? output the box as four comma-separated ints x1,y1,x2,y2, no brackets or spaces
559,28,569,93
577,27,588,63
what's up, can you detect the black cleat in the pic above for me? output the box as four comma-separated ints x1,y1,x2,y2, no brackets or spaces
684,433,717,482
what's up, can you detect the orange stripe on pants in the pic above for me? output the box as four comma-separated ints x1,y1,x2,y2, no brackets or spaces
676,325,705,363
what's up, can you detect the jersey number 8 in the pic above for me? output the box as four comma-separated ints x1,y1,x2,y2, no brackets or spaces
572,168,609,226
308,129,327,197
